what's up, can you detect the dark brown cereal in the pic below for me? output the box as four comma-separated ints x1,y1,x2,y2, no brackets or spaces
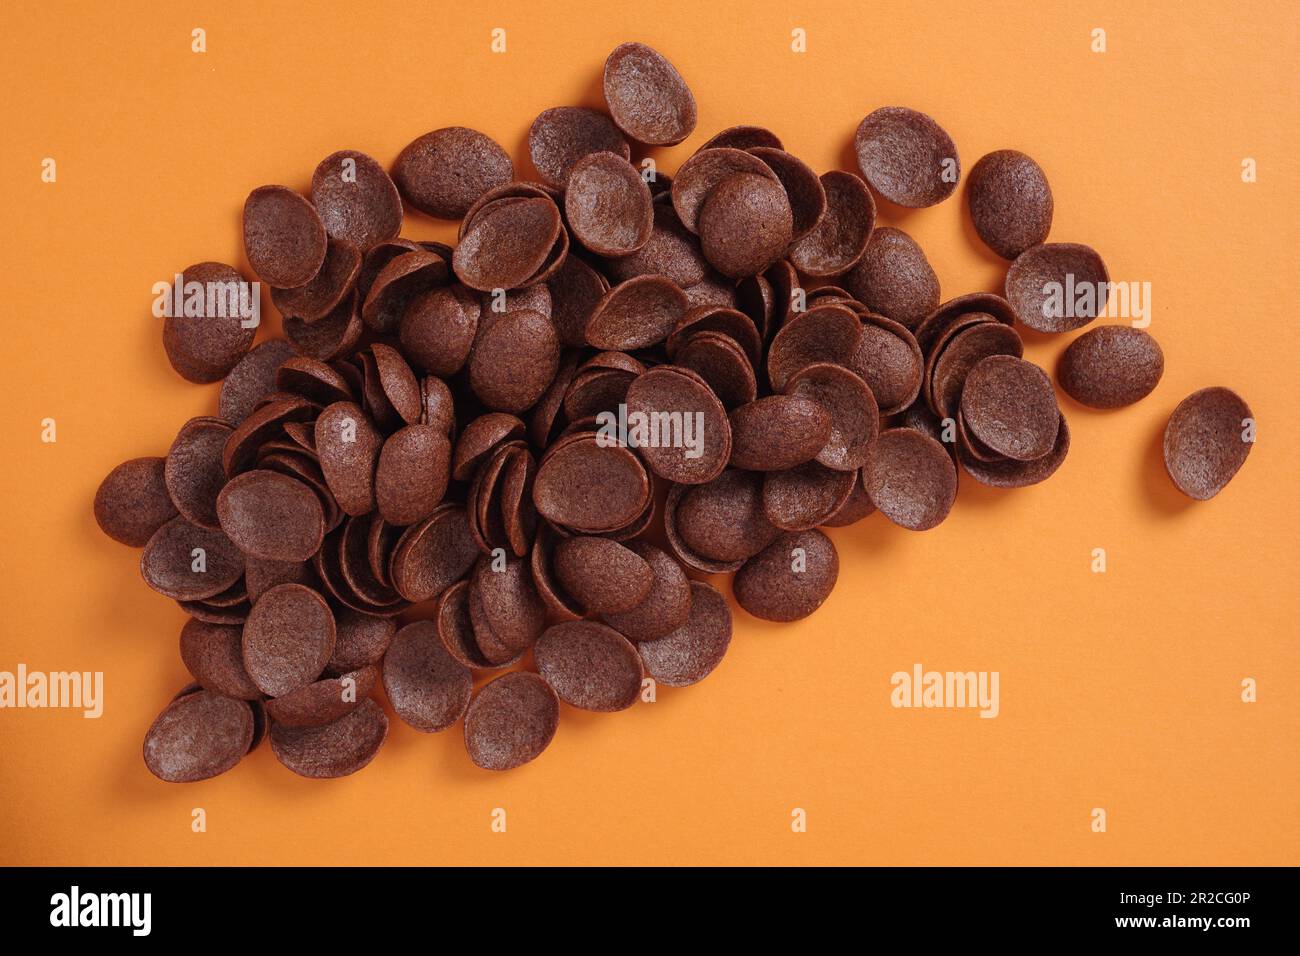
392,127,513,220
553,536,655,614
623,365,732,485
179,618,261,700
162,262,257,384
285,292,363,362
470,554,546,652
327,608,395,674
671,147,780,233
863,428,957,531
674,469,779,563
605,201,708,288
762,461,857,531
728,395,832,471
734,529,839,622
683,271,740,310
265,665,377,728
1005,242,1109,333
245,556,316,605
435,580,496,668
928,319,1024,420
533,432,651,532
420,376,457,436
843,227,941,330
464,671,560,771
314,401,382,516
586,274,689,350
547,253,609,348
453,197,563,292
1163,387,1254,500
787,171,876,277
468,308,560,412
370,343,423,425
565,151,654,256
310,149,403,251
141,516,245,601
666,304,762,367
698,172,794,279
375,424,451,526
223,396,318,477
467,586,528,667
95,456,178,547
846,313,924,415
673,330,757,408
784,362,880,471
1058,326,1164,409
822,475,877,526
967,149,1053,260
361,249,448,332
143,689,254,783
389,505,479,603
600,541,692,640
219,339,295,424
603,42,697,146
698,125,782,152
960,355,1060,461
270,238,361,322
242,186,328,288
452,412,525,482
529,106,631,188
275,356,354,406
382,621,473,732
958,411,1070,487
637,581,732,687
748,147,826,241
398,286,479,377
241,583,335,697
535,621,644,712
854,107,960,208
913,292,1019,356
269,697,388,778
766,303,863,391
563,366,636,421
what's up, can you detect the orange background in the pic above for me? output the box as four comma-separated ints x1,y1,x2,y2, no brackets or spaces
1,0,1296,866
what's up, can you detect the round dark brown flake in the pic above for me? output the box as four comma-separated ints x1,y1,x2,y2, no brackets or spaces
967,149,1053,260
565,151,653,257
1163,387,1254,500
529,106,631,188
766,303,863,392
361,248,448,333
697,125,782,152
605,201,708,288
217,469,325,562
623,365,731,484
762,461,856,531
553,536,654,614
863,428,957,531
310,149,403,251
1005,242,1109,333
390,506,479,603
787,171,876,277
958,412,1071,488
637,581,732,687
265,665,377,728
854,106,960,208
600,541,692,640
242,186,328,288
95,456,177,547
399,284,479,377
143,689,254,783
468,309,560,413
392,127,513,220
141,516,245,601
728,395,831,471
603,42,697,146
843,227,941,330
748,147,826,241
927,318,1023,420
464,671,560,771
179,618,261,700
671,147,780,234
586,275,689,351
453,197,562,292
242,583,335,698
673,469,778,564
270,697,388,779
784,362,880,471
383,621,473,732
535,621,644,712
162,262,258,384
533,432,650,533
960,355,1060,461
375,424,450,526
219,339,295,424
698,172,794,279
328,608,395,674
314,401,382,516
673,330,757,409
733,529,839,622
270,238,361,324
1057,326,1164,409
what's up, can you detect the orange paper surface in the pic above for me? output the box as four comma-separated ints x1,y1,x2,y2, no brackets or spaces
1,0,1296,866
